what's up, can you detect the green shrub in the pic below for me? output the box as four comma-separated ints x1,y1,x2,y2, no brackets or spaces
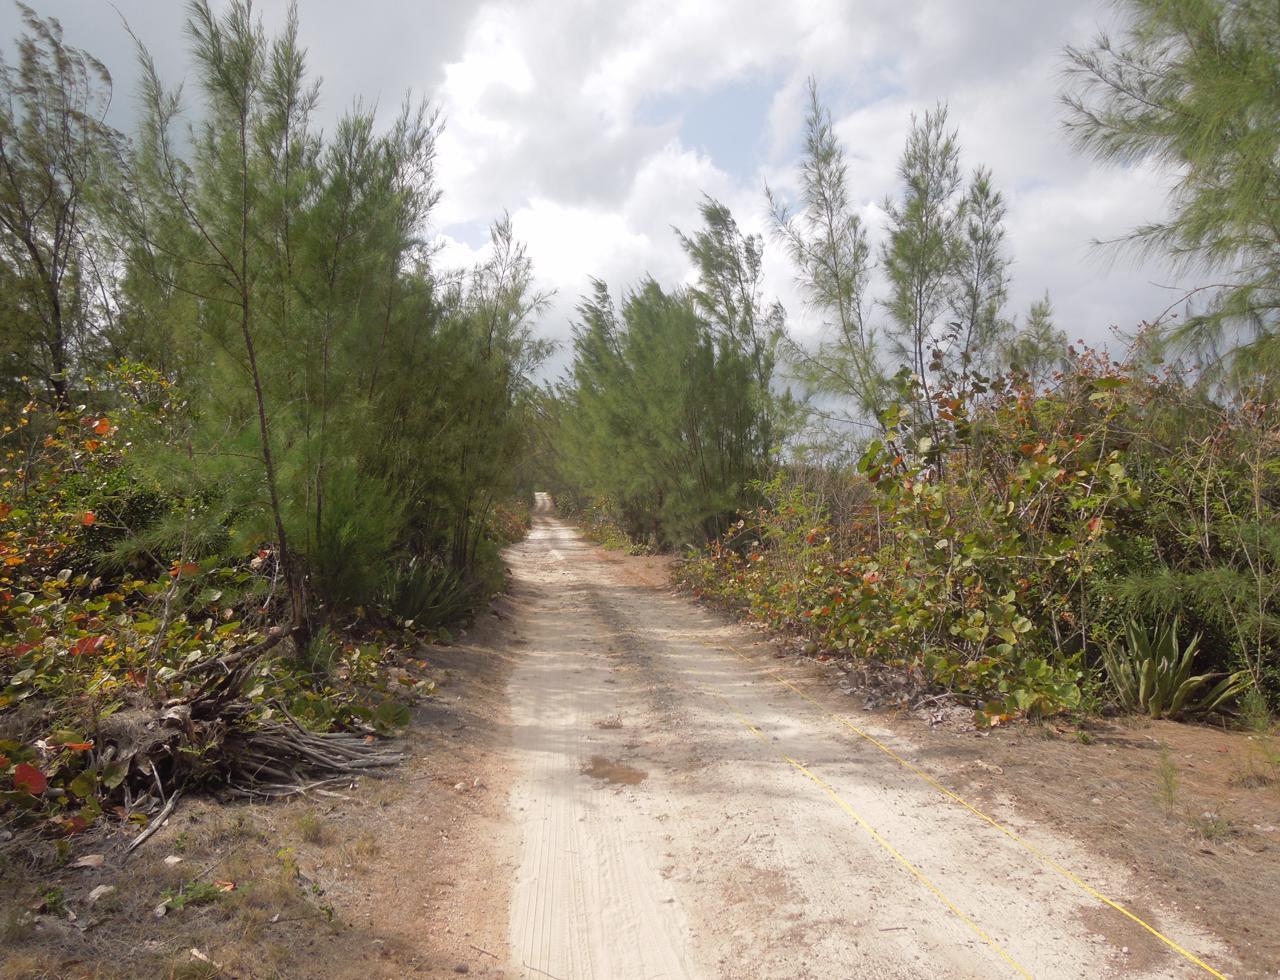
1100,618,1250,719
301,466,407,612
381,557,472,629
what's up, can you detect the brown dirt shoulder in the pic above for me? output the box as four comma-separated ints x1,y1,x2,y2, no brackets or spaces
0,600,521,980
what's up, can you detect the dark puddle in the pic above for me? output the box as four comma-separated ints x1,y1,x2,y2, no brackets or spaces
582,755,647,786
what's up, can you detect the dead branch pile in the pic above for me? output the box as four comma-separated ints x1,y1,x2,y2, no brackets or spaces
93,630,402,819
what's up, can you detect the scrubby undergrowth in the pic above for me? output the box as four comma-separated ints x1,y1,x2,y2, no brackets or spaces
0,398,527,865
679,351,1278,727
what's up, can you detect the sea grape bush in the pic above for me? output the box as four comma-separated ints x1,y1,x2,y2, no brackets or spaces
0,397,433,839
682,349,1276,723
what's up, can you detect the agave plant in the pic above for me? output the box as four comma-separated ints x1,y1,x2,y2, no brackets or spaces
1101,618,1250,720
382,557,473,629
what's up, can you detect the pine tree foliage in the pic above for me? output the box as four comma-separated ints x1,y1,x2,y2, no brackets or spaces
768,78,885,425
1001,292,1068,385
677,196,790,456
0,4,124,406
948,168,1011,382
882,103,964,433
1062,0,1280,387
771,84,1050,441
110,1,546,633
559,203,787,547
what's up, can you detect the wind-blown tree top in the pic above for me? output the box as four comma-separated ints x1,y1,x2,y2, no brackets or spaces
767,78,883,427
677,196,789,452
768,82,1060,450
1063,0,1280,389
0,2,123,406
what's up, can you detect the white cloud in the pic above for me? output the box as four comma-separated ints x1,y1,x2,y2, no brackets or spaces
3,0,1190,381
421,0,1188,383
512,198,653,292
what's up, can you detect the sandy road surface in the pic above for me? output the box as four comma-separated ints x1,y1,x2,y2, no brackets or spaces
503,494,1228,980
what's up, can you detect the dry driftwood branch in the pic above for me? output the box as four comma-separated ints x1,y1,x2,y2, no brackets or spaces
215,704,402,800
177,627,287,697
124,791,181,858
102,630,405,814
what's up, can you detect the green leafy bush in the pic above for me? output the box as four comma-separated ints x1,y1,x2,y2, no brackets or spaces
680,342,1280,723
0,402,429,840
683,361,1145,722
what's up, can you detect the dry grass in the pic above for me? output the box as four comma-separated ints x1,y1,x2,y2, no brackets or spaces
336,832,382,872
1228,764,1277,789
295,810,331,846
1187,810,1238,843
1,618,518,980
0,799,337,979
0,954,54,980
1155,747,1180,818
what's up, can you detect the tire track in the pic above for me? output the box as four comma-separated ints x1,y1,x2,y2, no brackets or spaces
502,498,1227,979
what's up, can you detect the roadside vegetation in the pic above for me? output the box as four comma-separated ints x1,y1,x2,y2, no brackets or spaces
2,0,1276,945
1,1,540,863
549,0,1280,727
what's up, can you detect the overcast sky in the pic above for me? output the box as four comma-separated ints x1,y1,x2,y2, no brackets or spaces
2,1,1188,379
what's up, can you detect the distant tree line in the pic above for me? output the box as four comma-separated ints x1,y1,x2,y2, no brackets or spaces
549,0,1280,713
550,82,1067,544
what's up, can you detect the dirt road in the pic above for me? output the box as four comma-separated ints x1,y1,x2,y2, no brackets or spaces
500,494,1228,979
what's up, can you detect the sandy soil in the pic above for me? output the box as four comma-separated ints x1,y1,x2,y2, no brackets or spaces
499,495,1233,979
6,494,1267,979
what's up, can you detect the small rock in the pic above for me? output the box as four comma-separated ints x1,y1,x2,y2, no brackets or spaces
454,966,470,975
453,782,466,792
87,885,115,904
72,853,104,869
163,855,183,867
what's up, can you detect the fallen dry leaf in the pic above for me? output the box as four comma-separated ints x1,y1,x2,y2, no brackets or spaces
13,763,47,796
87,885,115,904
190,948,223,969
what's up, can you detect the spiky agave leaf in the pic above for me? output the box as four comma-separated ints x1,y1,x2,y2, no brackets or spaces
1105,617,1242,719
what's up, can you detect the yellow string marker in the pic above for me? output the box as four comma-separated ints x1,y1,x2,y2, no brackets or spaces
705,688,1034,979
719,640,1230,980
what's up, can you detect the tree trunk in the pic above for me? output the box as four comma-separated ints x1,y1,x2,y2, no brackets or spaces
236,111,309,653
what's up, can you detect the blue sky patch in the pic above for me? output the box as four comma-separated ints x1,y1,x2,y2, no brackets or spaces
637,73,781,179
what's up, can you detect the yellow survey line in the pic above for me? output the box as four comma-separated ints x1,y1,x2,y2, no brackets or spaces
721,641,1230,980
711,691,1033,979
